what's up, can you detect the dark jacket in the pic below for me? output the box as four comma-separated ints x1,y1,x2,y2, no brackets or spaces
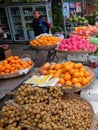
32,18,50,36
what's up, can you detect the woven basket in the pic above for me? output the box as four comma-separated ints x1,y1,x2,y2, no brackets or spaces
63,95,94,130
90,114,98,130
0,54,34,79
30,44,57,50
61,66,96,93
90,33,97,37
56,48,96,54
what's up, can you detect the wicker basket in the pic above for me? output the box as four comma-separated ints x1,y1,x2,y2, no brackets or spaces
90,114,98,130
56,48,96,54
30,44,57,50
61,66,96,93
0,54,34,79
63,95,94,130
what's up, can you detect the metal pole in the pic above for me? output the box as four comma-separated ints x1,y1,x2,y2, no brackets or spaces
82,0,85,15
61,0,67,38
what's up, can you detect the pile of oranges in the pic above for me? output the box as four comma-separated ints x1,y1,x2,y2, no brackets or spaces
0,56,33,74
39,61,91,87
30,35,61,47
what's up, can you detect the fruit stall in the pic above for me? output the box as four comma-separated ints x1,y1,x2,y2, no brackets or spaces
0,58,98,129
1,26,98,129
66,16,89,36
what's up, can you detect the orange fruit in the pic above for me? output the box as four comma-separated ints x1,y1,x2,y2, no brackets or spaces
65,65,73,71
10,67,15,72
80,67,86,72
13,56,19,60
2,60,8,65
74,83,82,87
78,77,83,84
68,69,75,75
14,69,18,72
58,78,65,84
1,72,5,74
11,64,16,67
27,60,32,66
79,71,85,77
74,69,79,72
55,64,61,70
61,74,65,78
10,59,16,64
65,80,72,85
67,61,74,65
72,78,79,84
1,66,5,72
57,69,62,74
5,69,10,73
63,73,71,81
73,72,80,78
52,73,60,78
73,63,80,69
86,76,91,82
81,77,89,86
84,71,90,77
5,64,11,69
48,70,56,75
77,63,83,68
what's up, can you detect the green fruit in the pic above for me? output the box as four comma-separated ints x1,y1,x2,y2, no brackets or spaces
82,17,86,21
79,20,83,23
84,20,88,24
69,18,73,22
73,17,78,22
78,16,81,20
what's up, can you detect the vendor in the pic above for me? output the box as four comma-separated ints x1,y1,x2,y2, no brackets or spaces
32,10,55,61
32,10,50,36
0,26,6,61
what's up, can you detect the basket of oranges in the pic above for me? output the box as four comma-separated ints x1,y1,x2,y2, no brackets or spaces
0,54,34,79
29,35,62,50
38,61,96,92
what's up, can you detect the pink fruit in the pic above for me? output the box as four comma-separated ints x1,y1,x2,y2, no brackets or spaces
57,34,97,51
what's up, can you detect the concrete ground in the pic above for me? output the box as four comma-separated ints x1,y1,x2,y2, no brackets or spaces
8,43,67,67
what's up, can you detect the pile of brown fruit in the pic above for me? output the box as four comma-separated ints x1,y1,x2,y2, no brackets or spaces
0,85,93,130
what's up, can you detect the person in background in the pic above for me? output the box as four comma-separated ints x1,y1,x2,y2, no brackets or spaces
32,10,50,36
32,10,54,62
0,26,6,61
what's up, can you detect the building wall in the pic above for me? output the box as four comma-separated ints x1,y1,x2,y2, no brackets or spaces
62,0,94,15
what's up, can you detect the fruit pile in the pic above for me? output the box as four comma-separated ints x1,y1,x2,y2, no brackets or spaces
69,15,88,24
57,34,96,51
73,25,98,39
39,61,91,87
0,85,93,130
0,56,33,74
30,35,61,47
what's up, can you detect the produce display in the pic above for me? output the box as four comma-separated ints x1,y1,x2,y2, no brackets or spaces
73,25,98,39
39,61,92,88
0,85,93,130
57,35,97,51
69,15,88,24
29,35,61,47
89,37,98,46
0,56,33,74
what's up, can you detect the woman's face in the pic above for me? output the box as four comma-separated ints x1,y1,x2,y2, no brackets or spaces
34,11,40,18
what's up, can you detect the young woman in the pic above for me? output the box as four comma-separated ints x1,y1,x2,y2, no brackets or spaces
32,10,50,36
32,10,55,62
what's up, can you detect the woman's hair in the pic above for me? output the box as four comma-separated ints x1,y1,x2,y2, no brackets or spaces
33,10,40,15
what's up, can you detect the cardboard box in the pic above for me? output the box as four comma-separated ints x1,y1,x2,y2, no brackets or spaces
5,49,13,58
